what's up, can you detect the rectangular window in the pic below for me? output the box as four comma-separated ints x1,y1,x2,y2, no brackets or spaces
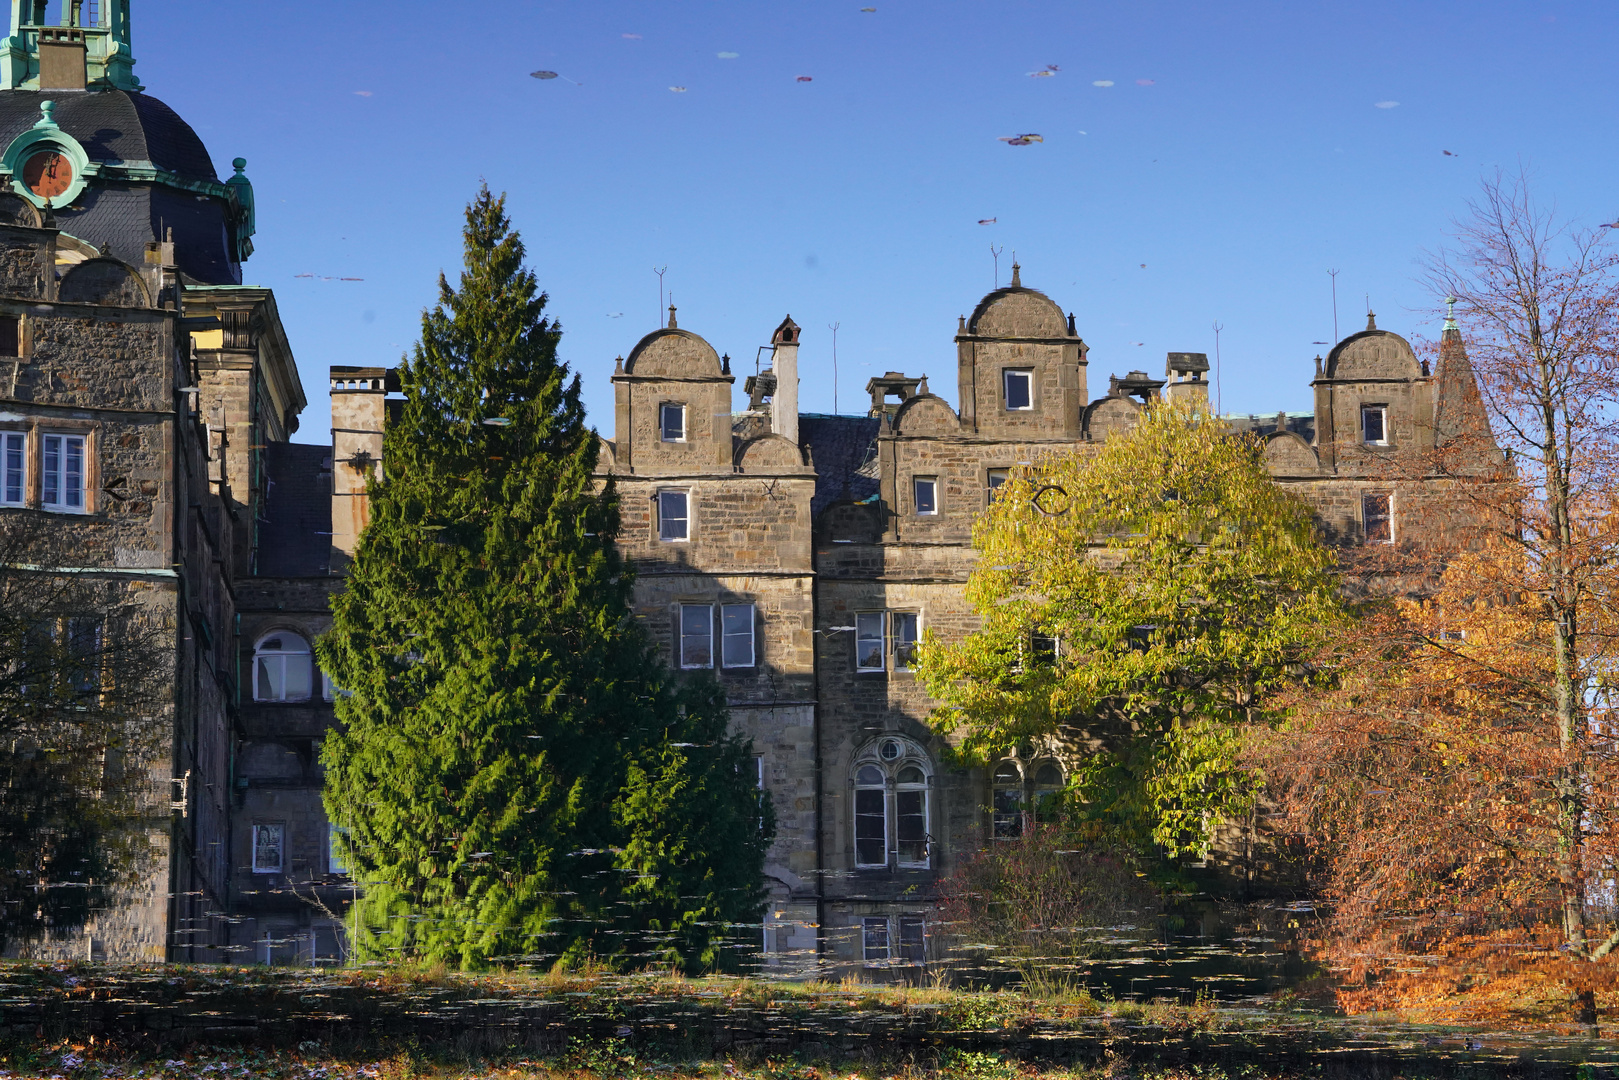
1362,493,1392,544
1032,632,1059,666
896,788,928,867
658,489,689,541
862,916,890,964
913,476,938,515
892,612,919,671
854,787,887,867
1,431,23,505
328,825,348,875
993,788,1024,839
898,916,927,965
251,823,285,874
0,314,18,358
855,611,886,671
41,433,85,512
720,602,755,668
65,617,100,695
1004,369,1034,411
986,468,1008,503
660,402,686,442
1361,405,1387,445
679,603,713,668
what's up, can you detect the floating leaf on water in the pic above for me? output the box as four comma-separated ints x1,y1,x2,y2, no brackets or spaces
978,218,997,225
531,70,559,79
796,75,814,82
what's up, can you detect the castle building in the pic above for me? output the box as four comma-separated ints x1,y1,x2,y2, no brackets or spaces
0,3,1500,972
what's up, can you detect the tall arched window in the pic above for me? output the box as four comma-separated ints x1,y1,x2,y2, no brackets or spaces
1032,761,1065,823
253,632,312,702
852,737,934,870
993,760,1024,838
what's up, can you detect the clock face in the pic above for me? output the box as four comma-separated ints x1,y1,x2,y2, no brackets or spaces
22,149,72,199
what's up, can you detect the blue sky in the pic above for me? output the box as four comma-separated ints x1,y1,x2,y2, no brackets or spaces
132,1,1616,443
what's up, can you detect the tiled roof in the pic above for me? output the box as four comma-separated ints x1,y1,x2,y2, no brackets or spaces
798,414,881,518
0,90,218,180
257,442,332,578
1223,411,1316,443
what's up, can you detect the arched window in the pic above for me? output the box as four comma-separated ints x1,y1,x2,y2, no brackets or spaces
253,632,312,702
1032,761,1065,823
992,760,1024,838
852,737,934,870
854,765,887,868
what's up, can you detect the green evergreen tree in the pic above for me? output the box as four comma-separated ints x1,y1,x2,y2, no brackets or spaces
319,187,771,971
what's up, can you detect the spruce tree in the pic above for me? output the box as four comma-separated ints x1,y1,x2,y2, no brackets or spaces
319,187,771,970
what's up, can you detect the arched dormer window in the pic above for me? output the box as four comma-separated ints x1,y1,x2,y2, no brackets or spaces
852,736,934,870
253,632,312,702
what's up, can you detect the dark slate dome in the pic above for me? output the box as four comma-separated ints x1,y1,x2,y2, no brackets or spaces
0,89,217,181
0,88,241,284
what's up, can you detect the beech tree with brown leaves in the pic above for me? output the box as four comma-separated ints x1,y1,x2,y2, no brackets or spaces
1267,173,1619,1025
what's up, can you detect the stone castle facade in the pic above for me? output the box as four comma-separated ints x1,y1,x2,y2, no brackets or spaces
0,2,1500,974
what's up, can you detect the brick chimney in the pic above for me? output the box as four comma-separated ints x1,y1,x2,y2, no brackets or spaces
770,315,800,444
329,366,396,570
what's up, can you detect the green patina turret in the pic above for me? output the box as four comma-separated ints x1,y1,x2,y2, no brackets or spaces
0,0,141,92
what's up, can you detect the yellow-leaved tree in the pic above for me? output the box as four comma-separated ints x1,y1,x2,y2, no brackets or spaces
915,397,1344,861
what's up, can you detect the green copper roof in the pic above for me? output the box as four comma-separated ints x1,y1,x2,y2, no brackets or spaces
0,0,140,92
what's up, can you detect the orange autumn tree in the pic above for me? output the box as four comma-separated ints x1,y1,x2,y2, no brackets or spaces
1266,173,1619,1024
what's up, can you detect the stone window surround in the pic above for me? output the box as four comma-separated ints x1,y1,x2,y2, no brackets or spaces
861,913,927,966
251,822,285,875
1002,367,1035,411
986,467,1009,505
676,600,758,670
851,735,934,871
656,488,691,542
912,475,939,516
852,609,922,674
992,756,1065,838
0,417,99,514
1362,491,1394,545
658,401,687,443
1360,403,1390,446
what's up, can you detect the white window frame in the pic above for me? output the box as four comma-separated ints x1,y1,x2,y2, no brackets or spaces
658,489,690,542
913,476,938,516
1003,368,1034,411
853,764,888,868
720,602,755,668
251,823,285,874
862,915,927,967
1361,404,1388,446
894,764,930,868
41,431,85,513
861,916,890,965
892,611,919,671
253,632,314,702
679,603,713,668
993,760,1024,839
1362,492,1393,545
1,430,23,506
659,402,687,442
855,611,886,672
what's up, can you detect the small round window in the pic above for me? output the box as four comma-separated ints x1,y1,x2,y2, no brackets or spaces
880,739,902,761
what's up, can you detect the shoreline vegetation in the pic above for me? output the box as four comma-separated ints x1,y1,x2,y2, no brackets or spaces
2,964,1616,1080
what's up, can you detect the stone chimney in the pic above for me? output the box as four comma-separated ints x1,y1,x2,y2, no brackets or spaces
769,315,800,443
329,366,396,570
1164,352,1210,404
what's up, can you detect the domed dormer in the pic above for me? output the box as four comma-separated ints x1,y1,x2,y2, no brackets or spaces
1311,312,1434,471
611,305,736,474
954,263,1087,438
